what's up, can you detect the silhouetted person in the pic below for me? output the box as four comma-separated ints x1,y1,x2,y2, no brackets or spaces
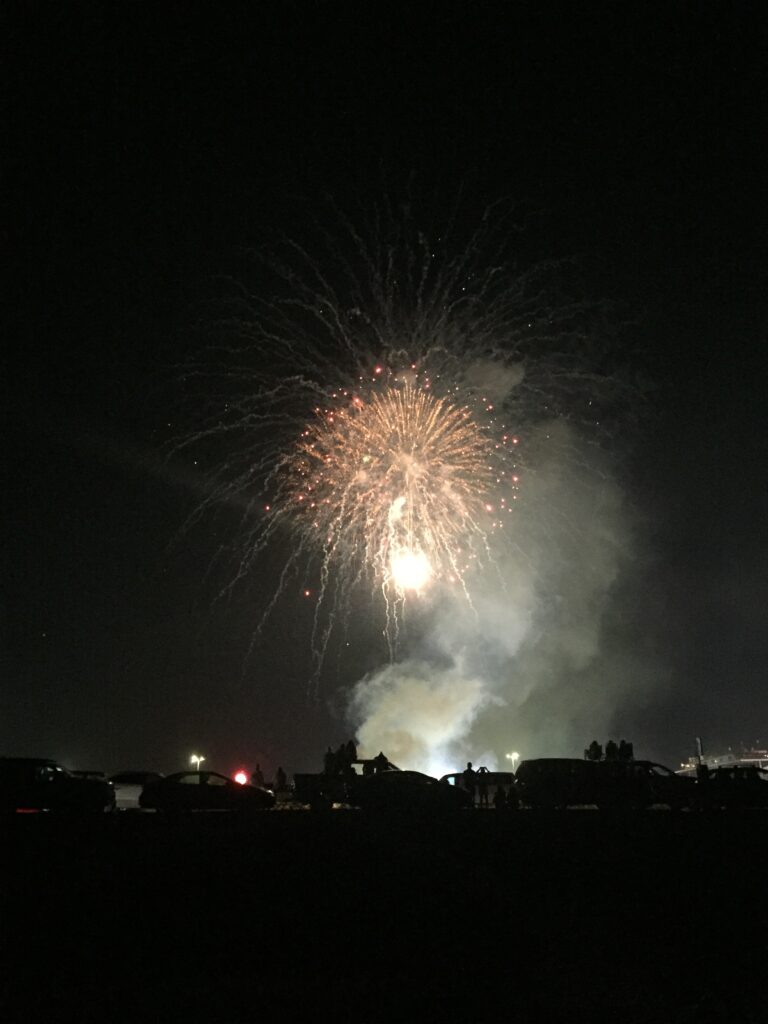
493,786,507,811
477,766,490,808
618,740,633,762
507,785,519,810
605,740,619,761
586,741,603,762
275,766,287,790
323,747,335,776
463,762,476,805
362,760,375,776
251,763,265,788
336,743,348,772
345,739,357,763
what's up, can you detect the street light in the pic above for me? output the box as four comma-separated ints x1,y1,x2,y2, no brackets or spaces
190,754,205,773
505,751,520,772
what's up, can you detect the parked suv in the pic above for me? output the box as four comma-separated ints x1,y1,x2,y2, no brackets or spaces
514,757,695,810
0,757,115,815
514,758,600,809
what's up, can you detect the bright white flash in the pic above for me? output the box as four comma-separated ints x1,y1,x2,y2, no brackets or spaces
390,549,432,592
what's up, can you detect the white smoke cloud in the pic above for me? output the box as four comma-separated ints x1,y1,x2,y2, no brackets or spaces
348,417,644,776
350,659,500,777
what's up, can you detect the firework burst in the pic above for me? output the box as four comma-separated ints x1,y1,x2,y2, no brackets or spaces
287,373,512,599
174,200,621,673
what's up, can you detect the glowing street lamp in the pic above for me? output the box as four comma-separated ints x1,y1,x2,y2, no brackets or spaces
505,751,520,772
190,754,205,773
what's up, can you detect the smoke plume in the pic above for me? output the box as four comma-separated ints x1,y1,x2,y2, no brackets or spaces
350,418,641,775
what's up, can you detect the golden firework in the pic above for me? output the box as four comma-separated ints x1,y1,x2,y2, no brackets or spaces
287,382,495,594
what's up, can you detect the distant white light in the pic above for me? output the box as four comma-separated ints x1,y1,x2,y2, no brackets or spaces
190,754,206,772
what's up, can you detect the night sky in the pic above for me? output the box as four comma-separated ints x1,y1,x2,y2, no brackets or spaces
5,2,767,777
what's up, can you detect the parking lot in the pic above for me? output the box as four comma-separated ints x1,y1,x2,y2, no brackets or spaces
4,809,767,1023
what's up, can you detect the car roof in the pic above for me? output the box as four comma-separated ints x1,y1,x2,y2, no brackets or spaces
364,770,437,783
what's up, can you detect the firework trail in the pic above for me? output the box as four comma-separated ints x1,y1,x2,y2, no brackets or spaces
176,200,627,700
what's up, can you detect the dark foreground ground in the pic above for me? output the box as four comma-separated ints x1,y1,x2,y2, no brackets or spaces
3,810,767,1023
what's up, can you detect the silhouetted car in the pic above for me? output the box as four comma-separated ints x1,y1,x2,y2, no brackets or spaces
294,758,400,810
109,771,164,810
515,759,600,809
0,757,115,815
703,766,768,810
593,760,696,810
515,758,696,810
354,770,472,813
139,771,275,815
622,760,697,810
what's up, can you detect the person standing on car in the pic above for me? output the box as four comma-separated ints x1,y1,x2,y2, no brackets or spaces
477,766,490,808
